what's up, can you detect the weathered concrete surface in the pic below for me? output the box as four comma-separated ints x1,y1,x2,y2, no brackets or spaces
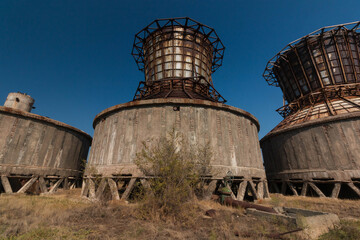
87,98,265,180
4,92,34,112
246,207,340,240
0,106,92,177
261,112,360,181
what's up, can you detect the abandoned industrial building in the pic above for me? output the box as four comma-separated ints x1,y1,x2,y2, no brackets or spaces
0,92,92,194
81,17,269,201
261,22,360,198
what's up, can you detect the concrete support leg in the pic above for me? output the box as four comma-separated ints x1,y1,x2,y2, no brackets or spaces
257,181,264,199
248,180,259,200
39,177,48,193
108,178,120,200
281,182,287,195
63,177,69,190
301,182,308,196
81,179,89,197
308,182,326,197
49,178,64,193
121,178,137,200
225,183,236,199
263,181,270,198
1,176,13,193
331,183,341,198
347,182,360,197
95,178,107,200
287,182,298,196
17,176,38,194
203,180,217,200
236,181,247,201
88,179,96,198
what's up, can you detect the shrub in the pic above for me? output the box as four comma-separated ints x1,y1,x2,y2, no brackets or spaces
134,129,212,221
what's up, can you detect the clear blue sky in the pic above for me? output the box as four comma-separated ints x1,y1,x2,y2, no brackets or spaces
1,0,359,139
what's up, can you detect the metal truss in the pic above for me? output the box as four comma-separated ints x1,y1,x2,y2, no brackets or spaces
264,21,360,87
276,83,360,118
133,76,227,103
131,17,225,73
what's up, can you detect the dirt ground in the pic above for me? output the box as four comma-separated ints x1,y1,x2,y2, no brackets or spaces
0,189,359,240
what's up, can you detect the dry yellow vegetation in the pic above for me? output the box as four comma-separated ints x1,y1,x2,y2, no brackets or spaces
0,190,359,240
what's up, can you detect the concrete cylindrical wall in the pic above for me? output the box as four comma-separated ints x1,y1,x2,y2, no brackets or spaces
4,92,35,112
261,113,360,182
86,99,265,180
0,107,92,177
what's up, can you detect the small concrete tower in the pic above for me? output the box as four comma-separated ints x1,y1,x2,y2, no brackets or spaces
4,92,35,112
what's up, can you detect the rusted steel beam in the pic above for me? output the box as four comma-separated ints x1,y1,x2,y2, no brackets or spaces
266,228,303,239
223,197,277,213
294,47,312,92
344,32,359,82
333,33,348,83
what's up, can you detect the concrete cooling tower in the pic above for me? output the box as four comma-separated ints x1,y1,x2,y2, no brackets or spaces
0,92,91,194
82,18,268,201
261,22,360,199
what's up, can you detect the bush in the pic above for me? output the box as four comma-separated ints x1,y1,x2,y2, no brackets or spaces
134,129,212,221
318,220,360,240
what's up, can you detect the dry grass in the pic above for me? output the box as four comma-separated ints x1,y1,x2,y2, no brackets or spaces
1,190,359,239
263,193,360,219
0,190,299,240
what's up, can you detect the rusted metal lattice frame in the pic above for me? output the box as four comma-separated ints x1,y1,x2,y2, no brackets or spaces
131,17,226,102
264,21,360,118
264,21,360,86
132,17,225,73
275,83,360,118
133,76,226,102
